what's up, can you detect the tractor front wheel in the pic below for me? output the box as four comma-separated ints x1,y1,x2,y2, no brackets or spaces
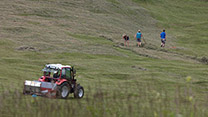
74,85,84,99
57,82,70,99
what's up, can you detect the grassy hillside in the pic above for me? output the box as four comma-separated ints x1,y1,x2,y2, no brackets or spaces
136,0,208,57
0,0,208,116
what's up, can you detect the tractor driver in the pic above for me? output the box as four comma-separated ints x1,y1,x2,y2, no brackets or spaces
53,70,60,78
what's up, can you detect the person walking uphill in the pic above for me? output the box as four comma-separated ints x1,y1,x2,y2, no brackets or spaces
135,30,142,47
160,29,166,47
122,34,129,47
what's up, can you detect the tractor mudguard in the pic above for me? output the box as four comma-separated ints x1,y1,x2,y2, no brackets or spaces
56,79,68,85
38,76,45,82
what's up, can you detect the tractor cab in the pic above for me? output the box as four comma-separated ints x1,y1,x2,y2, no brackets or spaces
39,64,76,82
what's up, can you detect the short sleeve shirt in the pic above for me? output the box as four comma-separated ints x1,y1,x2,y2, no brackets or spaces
160,32,166,39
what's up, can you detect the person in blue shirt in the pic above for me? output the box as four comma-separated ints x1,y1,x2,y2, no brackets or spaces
160,29,166,47
134,30,142,47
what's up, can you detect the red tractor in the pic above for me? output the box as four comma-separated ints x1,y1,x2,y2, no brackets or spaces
23,64,84,99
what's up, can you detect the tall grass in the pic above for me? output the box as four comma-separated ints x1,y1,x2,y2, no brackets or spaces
1,78,208,117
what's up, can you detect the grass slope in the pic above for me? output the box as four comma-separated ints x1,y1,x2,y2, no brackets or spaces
0,0,208,116
135,0,208,57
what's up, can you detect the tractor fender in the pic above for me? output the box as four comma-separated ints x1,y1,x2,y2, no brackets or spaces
38,76,45,82
56,79,68,86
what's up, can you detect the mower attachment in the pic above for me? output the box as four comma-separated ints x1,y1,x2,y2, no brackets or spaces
23,80,57,98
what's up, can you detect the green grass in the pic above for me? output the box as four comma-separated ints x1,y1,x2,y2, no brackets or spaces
0,0,208,116
1,43,208,116
136,0,208,57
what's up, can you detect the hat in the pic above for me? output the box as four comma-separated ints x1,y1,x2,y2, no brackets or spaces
138,30,141,32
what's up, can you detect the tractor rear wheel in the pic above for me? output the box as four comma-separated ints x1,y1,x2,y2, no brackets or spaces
74,85,84,99
57,82,70,99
